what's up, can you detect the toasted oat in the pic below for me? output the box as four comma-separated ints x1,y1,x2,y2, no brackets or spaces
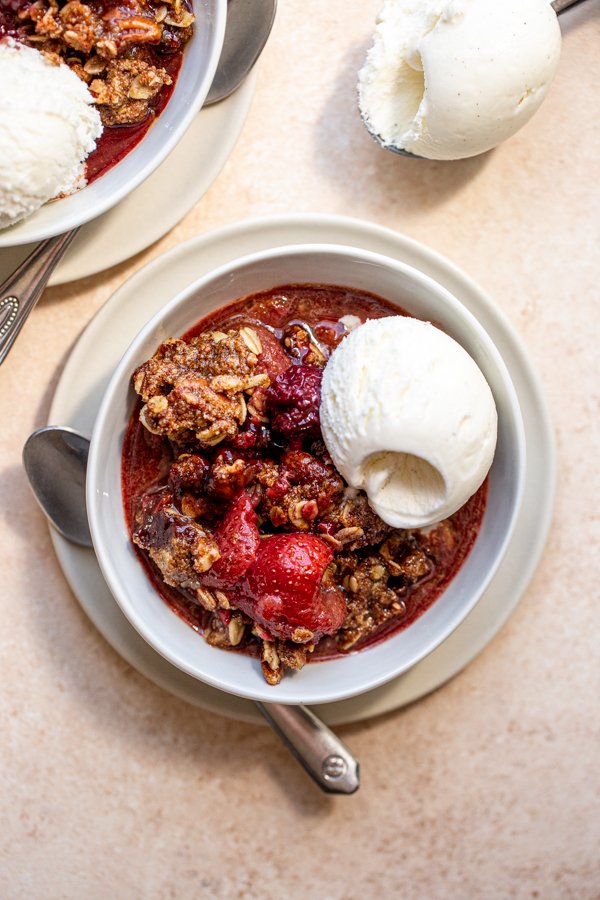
196,587,217,611
343,574,359,593
261,641,283,685
290,627,314,643
247,401,269,423
83,55,106,74
321,534,343,551
209,375,247,395
214,591,231,610
165,8,194,27
334,526,364,545
147,395,168,414
205,617,229,648
262,640,280,670
237,394,247,426
195,426,228,447
128,75,156,100
228,616,246,647
239,327,262,356
139,406,163,435
371,565,387,582
244,373,270,392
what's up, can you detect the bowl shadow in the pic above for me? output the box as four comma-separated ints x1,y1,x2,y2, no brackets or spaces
313,42,492,213
558,0,599,33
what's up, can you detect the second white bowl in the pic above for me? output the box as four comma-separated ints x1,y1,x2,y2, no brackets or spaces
0,0,226,246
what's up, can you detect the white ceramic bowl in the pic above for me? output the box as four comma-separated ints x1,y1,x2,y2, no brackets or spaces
0,0,226,247
87,244,526,705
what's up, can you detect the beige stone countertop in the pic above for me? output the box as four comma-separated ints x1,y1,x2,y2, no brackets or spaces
1,2,599,897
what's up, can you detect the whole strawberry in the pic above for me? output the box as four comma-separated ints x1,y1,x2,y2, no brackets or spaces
237,533,346,641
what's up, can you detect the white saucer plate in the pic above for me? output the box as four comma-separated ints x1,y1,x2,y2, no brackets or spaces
47,214,555,725
0,72,256,286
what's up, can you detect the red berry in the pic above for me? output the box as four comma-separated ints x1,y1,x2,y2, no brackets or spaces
237,533,346,641
203,492,260,587
253,325,291,379
265,364,323,437
168,454,209,499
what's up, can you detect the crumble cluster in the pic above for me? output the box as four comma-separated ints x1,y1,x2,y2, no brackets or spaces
13,0,193,125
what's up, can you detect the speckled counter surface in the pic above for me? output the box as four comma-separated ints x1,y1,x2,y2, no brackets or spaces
1,2,599,897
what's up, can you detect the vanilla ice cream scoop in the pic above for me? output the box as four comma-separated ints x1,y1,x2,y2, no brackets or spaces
358,0,562,160
320,317,497,528
0,40,102,229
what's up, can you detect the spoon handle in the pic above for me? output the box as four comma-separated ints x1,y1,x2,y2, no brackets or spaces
255,701,360,794
0,228,78,366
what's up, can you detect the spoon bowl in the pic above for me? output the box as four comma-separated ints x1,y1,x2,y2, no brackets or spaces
205,0,277,105
23,426,91,547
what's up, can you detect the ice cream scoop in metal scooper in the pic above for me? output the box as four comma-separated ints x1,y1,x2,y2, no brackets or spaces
0,0,278,366
23,426,360,794
360,0,587,159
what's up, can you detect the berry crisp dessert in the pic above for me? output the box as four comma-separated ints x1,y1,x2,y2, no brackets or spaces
122,284,487,685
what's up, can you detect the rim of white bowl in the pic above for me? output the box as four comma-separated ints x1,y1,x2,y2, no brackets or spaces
87,243,527,704
0,0,226,246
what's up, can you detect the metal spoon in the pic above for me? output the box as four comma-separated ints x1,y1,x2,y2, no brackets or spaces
205,0,277,105
363,0,588,158
0,0,277,367
23,425,360,794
